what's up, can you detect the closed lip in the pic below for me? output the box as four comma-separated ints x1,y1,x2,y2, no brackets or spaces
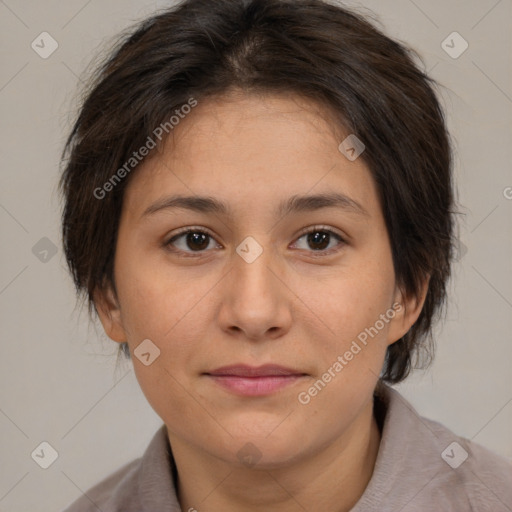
205,364,307,377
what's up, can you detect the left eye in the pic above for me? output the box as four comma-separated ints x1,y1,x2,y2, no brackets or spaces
164,227,345,256
292,228,345,255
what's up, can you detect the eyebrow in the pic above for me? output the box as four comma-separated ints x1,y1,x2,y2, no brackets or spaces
141,192,369,219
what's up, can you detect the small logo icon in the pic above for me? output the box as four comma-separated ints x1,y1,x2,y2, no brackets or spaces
441,441,468,469
134,339,160,366
338,134,365,161
32,237,58,263
31,441,59,469
441,32,468,59
31,32,59,59
236,442,262,467
503,187,512,200
236,236,263,264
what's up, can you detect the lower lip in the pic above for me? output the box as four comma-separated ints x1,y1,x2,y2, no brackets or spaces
206,375,305,396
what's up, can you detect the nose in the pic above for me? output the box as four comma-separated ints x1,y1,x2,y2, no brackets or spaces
217,240,293,342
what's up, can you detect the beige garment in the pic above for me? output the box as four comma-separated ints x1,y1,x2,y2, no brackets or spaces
62,383,512,511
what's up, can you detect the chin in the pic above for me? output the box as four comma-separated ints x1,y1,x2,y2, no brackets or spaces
216,426,312,469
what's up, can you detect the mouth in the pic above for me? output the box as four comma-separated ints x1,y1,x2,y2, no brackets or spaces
203,364,309,396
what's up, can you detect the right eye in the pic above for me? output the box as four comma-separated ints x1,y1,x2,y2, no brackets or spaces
164,228,221,257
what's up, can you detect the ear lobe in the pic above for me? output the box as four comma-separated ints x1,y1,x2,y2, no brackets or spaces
386,275,431,346
93,284,127,343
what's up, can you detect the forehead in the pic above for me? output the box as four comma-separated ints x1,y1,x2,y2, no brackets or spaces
122,91,380,222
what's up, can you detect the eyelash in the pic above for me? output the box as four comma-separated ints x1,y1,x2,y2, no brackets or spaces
164,225,347,258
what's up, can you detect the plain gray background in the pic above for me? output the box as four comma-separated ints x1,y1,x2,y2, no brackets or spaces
0,1,511,511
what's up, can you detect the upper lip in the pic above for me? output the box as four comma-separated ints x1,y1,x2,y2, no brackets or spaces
205,364,306,377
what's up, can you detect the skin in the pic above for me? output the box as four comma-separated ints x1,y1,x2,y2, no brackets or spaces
95,90,428,512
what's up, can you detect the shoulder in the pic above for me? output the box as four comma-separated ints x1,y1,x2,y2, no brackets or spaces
424,414,512,510
361,385,512,511
61,457,143,512
61,424,178,512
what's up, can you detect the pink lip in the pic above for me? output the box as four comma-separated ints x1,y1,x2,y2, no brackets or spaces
204,364,308,396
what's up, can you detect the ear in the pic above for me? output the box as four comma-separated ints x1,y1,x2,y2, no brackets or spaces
386,274,431,346
93,283,127,343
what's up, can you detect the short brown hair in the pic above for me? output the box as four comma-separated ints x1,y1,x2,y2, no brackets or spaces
59,0,458,384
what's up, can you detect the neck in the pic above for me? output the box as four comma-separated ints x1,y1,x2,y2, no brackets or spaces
169,396,381,512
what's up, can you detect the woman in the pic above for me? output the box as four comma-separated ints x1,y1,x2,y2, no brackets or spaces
59,0,512,510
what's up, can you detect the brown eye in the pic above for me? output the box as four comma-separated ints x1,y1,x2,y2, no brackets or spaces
293,227,346,256
165,229,218,255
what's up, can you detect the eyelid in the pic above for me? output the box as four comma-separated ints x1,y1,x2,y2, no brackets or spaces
168,224,347,241
169,225,216,238
294,224,346,241
164,225,218,246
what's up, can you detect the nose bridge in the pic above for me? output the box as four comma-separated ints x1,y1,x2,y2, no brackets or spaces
233,234,278,307
218,233,291,339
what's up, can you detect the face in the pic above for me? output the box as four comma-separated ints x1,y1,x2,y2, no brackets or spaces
96,91,426,468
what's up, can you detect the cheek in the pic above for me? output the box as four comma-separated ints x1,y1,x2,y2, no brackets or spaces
317,263,395,345
132,361,196,434
115,256,216,391
295,282,392,417
115,252,196,340
119,269,206,417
